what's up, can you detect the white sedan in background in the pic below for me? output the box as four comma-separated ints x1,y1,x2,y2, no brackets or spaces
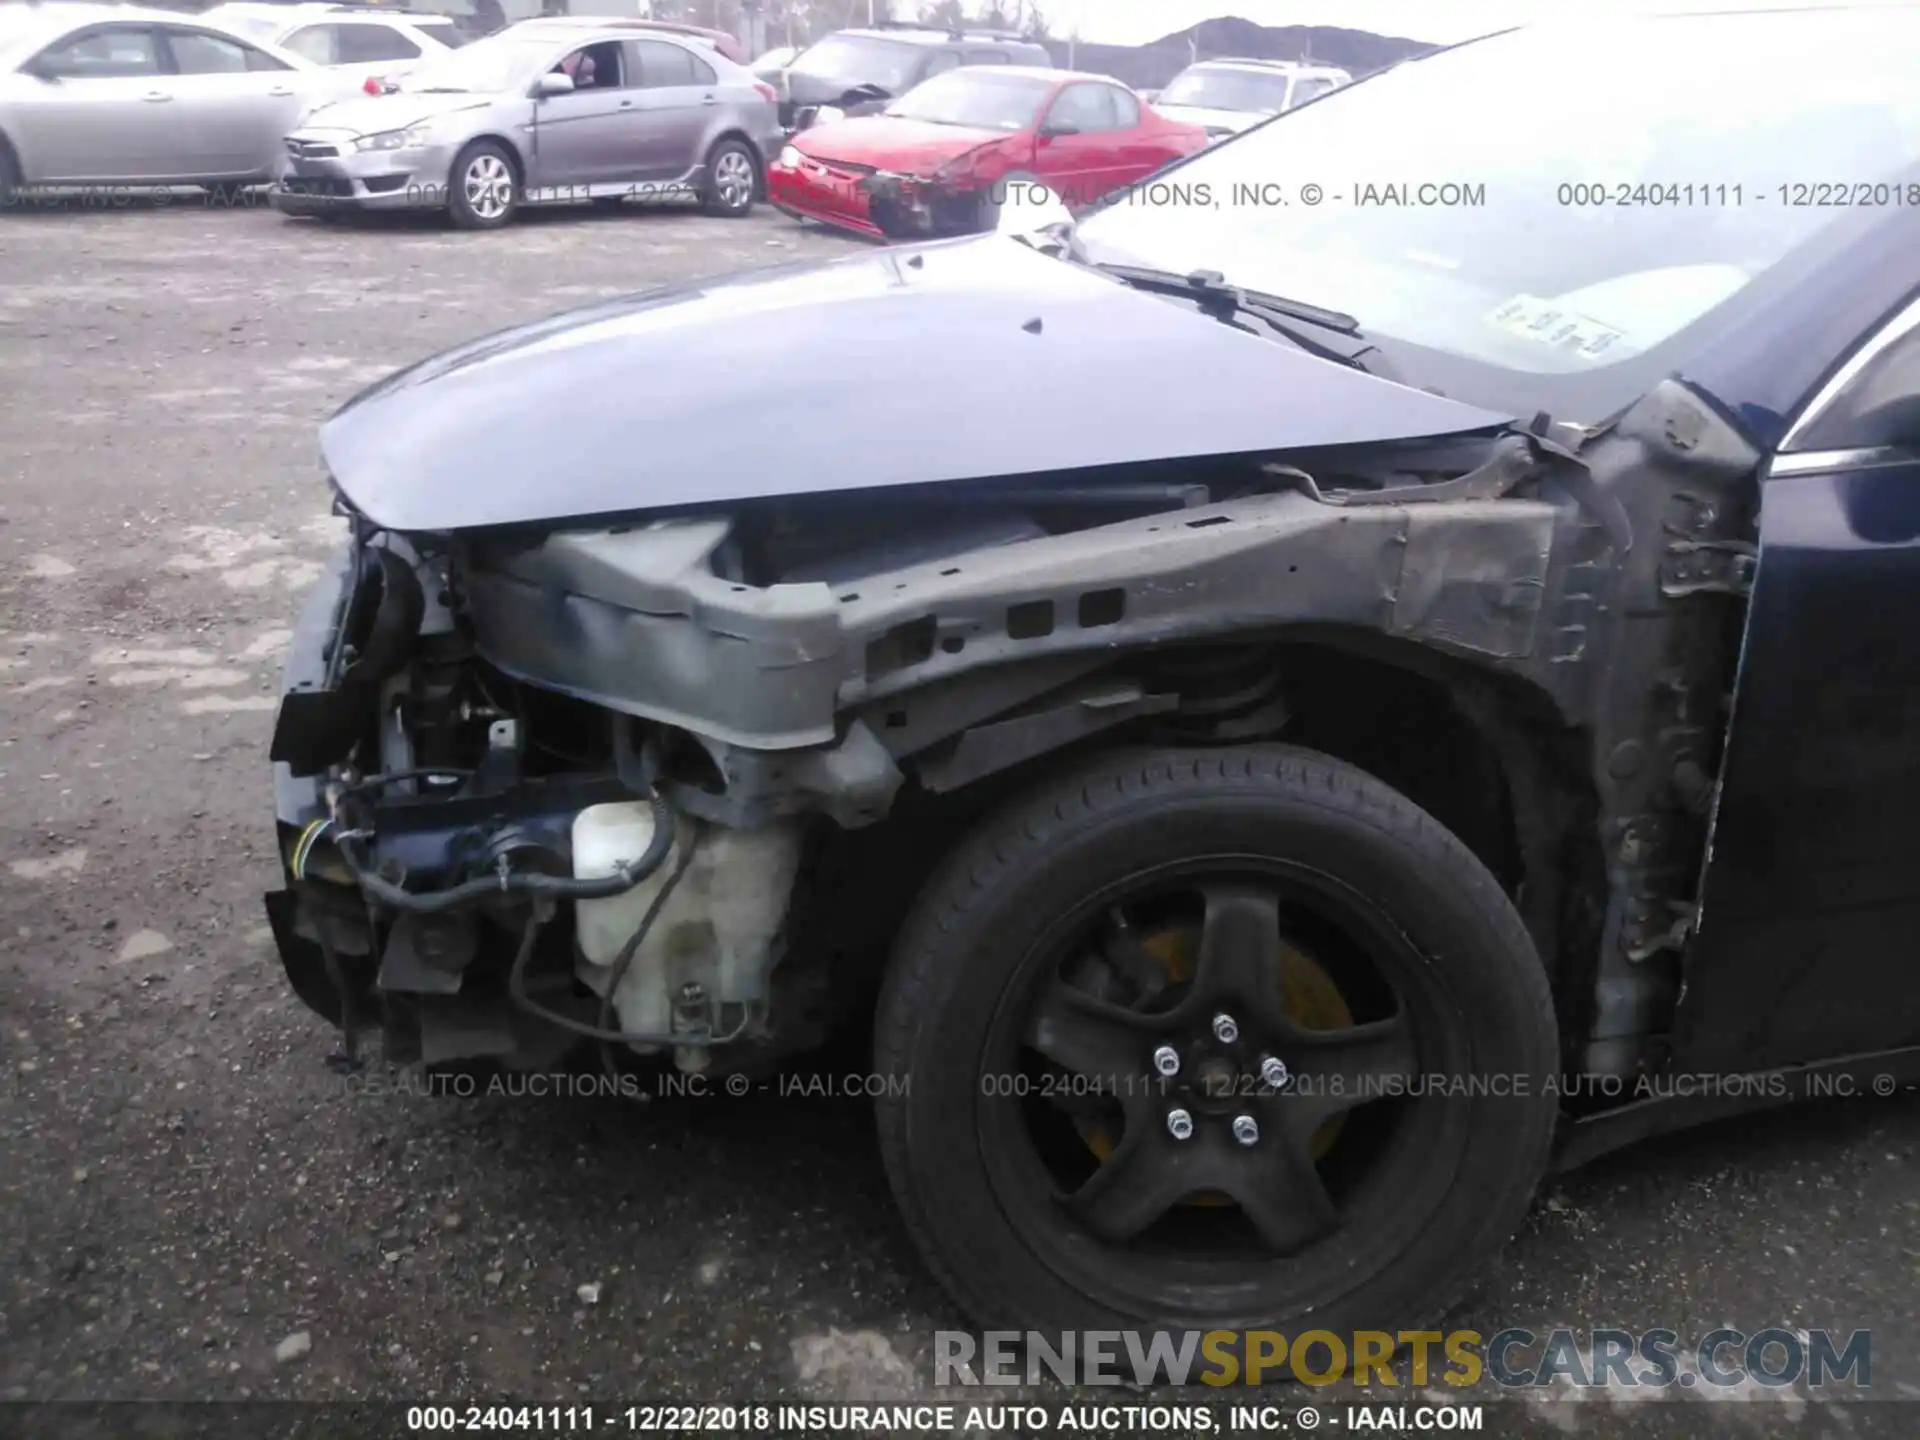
205,4,465,85
0,2,364,198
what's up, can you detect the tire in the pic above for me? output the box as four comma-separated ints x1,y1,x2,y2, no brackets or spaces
700,138,757,218
873,744,1557,1358
976,168,1041,233
0,138,21,211
447,140,519,231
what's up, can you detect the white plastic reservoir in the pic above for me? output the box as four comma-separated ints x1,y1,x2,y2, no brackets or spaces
570,800,805,1045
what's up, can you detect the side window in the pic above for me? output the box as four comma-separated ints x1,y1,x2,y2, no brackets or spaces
922,51,961,78
166,29,290,73
282,25,340,66
31,25,162,78
630,39,707,88
338,25,423,64
1046,82,1126,133
1288,77,1337,107
554,40,622,89
1108,86,1140,127
1790,312,1920,453
966,48,1009,65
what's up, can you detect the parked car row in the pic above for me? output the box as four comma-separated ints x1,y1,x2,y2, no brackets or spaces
0,4,1347,233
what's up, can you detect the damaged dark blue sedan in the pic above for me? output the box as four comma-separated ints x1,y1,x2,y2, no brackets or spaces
265,2,1920,1361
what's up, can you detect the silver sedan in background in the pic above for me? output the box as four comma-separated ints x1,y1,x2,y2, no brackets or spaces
272,19,784,230
0,3,361,199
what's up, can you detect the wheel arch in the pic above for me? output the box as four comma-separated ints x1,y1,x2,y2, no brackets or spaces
0,125,24,185
802,630,1604,1055
458,133,526,183
704,129,765,192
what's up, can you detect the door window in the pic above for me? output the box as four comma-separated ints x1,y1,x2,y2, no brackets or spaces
630,39,713,88
1786,302,1920,453
1288,77,1338,107
32,26,161,78
282,24,340,66
921,50,961,79
552,41,624,90
165,29,290,73
338,25,422,64
1047,82,1132,133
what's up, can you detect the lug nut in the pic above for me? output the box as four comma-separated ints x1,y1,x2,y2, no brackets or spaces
1166,1108,1195,1141
1212,1013,1240,1044
1260,1056,1289,1089
1152,1044,1181,1077
1231,1114,1260,1146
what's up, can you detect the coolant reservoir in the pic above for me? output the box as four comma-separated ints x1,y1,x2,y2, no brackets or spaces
572,801,674,971
571,801,806,1048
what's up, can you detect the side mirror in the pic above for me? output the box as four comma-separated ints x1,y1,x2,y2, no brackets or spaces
995,177,1072,236
532,71,574,98
1138,88,1160,103
1039,120,1079,140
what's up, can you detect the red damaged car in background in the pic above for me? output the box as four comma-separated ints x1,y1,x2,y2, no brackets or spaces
768,65,1206,240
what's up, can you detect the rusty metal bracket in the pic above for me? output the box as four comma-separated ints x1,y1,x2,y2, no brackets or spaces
1661,538,1757,598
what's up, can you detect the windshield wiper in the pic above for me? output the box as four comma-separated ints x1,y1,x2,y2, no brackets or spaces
1086,262,1386,374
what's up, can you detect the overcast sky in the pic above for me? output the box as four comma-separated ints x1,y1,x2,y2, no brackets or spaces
1043,0,1591,45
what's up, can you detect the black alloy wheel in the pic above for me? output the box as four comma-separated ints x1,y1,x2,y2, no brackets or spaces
874,746,1558,1360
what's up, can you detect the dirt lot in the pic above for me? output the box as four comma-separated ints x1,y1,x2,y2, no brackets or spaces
1,196,1917,1436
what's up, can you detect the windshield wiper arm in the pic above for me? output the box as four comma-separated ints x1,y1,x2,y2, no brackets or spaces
1093,262,1360,333
1085,262,1390,373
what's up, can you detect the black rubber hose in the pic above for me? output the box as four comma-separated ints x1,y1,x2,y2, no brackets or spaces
335,791,675,914
507,830,748,1047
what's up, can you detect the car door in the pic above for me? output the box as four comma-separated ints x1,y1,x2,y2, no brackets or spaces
158,27,306,179
1033,81,1134,207
7,23,174,183
618,39,718,184
1676,288,1920,1072
527,40,632,190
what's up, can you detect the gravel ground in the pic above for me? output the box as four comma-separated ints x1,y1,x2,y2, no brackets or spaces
1,196,1917,1439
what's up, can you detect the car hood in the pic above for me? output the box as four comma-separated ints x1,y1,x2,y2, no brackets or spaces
292,90,494,136
796,115,1008,172
1154,103,1266,134
321,234,1516,533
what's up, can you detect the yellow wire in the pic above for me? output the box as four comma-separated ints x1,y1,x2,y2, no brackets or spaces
292,819,326,879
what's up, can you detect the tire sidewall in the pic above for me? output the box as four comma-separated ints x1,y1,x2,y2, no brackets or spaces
877,747,1557,1339
703,140,757,217
0,139,21,212
448,141,518,231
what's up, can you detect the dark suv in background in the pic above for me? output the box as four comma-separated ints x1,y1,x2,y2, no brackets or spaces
778,21,1049,130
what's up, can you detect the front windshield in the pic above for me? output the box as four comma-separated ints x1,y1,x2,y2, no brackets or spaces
1158,66,1292,114
885,70,1054,130
398,31,552,92
789,33,921,92
1075,7,1920,418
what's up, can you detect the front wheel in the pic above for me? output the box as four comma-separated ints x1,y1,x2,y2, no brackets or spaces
972,168,1040,234
874,745,1558,1355
447,140,519,231
701,139,757,218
